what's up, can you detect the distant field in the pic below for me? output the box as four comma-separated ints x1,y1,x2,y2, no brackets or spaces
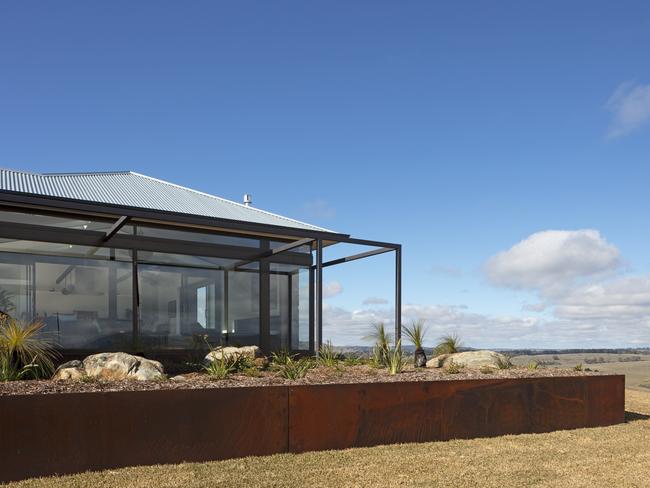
8,390,650,488
511,352,650,391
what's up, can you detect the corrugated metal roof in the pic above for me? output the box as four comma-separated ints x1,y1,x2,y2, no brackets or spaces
0,168,332,233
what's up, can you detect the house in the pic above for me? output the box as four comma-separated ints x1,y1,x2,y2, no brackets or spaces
0,168,401,357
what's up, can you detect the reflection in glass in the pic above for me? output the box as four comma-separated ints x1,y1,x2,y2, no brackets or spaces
0,252,133,350
225,270,260,347
137,265,224,350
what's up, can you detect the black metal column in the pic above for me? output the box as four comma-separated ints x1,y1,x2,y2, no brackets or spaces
308,265,315,353
314,238,323,354
259,240,271,353
132,249,139,353
394,245,402,347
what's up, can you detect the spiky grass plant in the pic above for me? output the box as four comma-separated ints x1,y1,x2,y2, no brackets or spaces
204,352,250,380
434,333,462,356
0,317,58,381
495,354,513,370
343,354,364,366
479,365,493,374
387,339,404,375
364,322,392,368
0,289,14,316
445,359,464,374
270,348,296,367
403,319,428,367
318,340,340,368
276,357,313,379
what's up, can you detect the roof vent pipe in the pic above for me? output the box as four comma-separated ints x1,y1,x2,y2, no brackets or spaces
243,194,252,207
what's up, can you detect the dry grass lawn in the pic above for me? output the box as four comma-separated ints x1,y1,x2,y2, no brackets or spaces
6,390,650,488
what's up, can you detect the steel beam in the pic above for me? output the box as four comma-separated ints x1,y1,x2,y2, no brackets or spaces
103,215,130,241
0,220,311,267
395,245,402,346
332,236,400,249
316,247,393,269
230,237,314,270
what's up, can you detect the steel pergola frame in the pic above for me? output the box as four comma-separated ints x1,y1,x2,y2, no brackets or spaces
309,237,402,352
0,192,402,354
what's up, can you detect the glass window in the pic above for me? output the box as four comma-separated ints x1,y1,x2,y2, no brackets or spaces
0,252,133,351
0,238,132,261
270,241,312,254
136,250,235,269
135,225,260,248
0,208,131,233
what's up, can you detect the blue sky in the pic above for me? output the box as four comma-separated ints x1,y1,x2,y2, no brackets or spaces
2,2,650,348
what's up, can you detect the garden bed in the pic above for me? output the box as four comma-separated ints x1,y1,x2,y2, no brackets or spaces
0,364,605,395
0,370,625,483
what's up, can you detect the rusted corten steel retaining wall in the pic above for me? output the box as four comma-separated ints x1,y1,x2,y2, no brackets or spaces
0,375,625,483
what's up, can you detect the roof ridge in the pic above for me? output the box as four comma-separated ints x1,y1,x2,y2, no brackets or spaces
130,172,335,233
0,168,134,177
42,171,133,176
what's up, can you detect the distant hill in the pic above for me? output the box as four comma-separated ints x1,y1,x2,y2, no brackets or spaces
334,345,650,356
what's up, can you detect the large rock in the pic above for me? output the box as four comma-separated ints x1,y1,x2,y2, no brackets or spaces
83,352,165,381
205,346,262,363
52,360,85,381
426,350,508,370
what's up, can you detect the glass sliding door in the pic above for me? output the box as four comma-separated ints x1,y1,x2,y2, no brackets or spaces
137,264,224,350
292,268,311,351
224,269,260,347
269,267,290,351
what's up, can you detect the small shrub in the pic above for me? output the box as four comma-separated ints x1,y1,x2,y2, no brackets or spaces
479,365,493,374
318,340,340,367
434,333,462,356
574,363,583,372
527,361,539,370
277,357,313,379
387,340,404,375
446,360,464,374
495,354,513,370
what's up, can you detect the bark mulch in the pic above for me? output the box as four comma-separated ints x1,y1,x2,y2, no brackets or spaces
0,364,609,396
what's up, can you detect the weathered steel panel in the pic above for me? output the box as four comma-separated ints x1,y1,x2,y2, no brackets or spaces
288,376,625,453
0,386,288,483
0,375,625,483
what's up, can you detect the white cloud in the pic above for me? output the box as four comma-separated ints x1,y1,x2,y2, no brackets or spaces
483,230,620,294
522,302,547,312
605,81,650,138
363,296,389,305
323,281,343,299
556,275,650,323
322,301,650,349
